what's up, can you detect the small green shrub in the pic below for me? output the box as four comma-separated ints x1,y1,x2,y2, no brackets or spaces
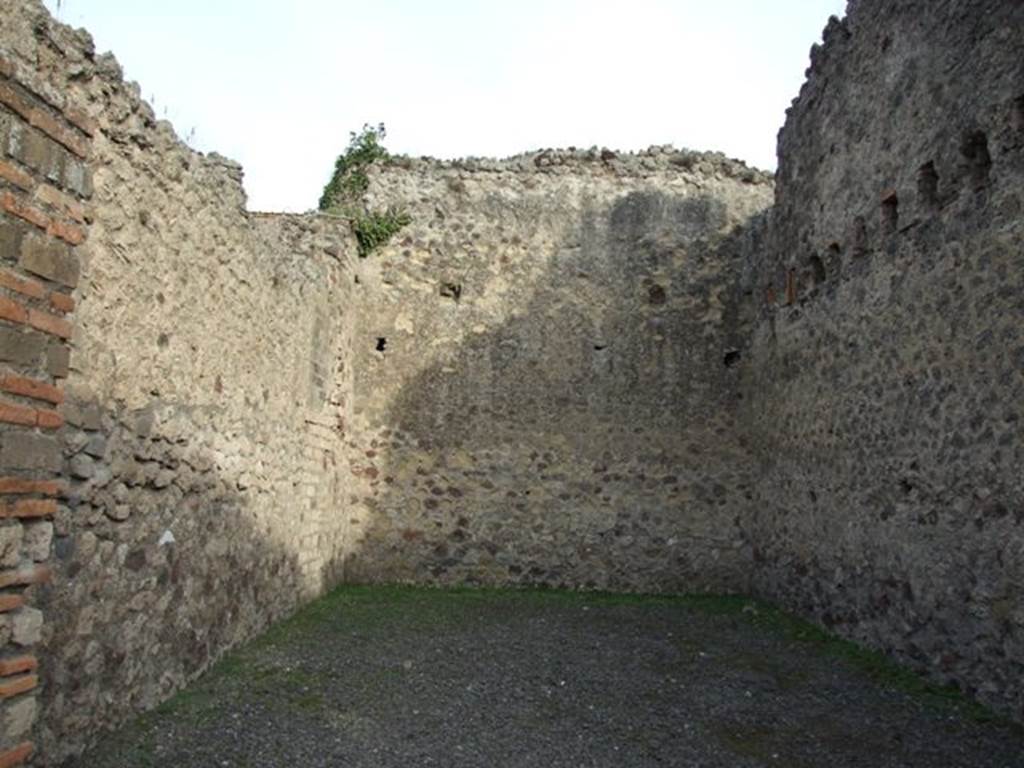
319,123,411,256
352,207,412,258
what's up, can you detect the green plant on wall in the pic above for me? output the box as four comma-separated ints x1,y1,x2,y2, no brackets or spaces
319,123,411,257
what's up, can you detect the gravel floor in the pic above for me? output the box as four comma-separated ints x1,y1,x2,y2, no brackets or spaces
69,587,1024,768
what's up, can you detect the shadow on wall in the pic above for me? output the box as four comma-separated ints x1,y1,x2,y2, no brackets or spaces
344,191,763,594
38,399,350,764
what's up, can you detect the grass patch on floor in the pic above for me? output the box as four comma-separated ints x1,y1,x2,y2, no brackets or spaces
88,583,1016,765
257,585,1007,726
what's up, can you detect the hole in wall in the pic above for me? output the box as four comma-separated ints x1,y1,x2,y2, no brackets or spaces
1013,95,1024,133
809,254,827,286
647,285,667,305
852,215,868,256
593,344,608,351
881,192,899,234
723,349,741,367
960,130,992,189
826,242,842,274
917,161,940,206
439,282,462,301
156,333,169,348
375,337,387,352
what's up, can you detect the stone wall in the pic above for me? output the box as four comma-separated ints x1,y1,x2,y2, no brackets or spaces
3,0,1024,762
346,151,772,592
1,1,360,763
739,0,1024,719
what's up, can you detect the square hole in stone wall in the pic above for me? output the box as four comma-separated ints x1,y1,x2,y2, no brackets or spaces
440,282,462,301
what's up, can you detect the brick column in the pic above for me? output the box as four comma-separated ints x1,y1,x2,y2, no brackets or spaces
0,52,92,767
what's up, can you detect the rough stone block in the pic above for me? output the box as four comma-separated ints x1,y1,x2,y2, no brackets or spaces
19,232,78,287
45,344,69,379
0,111,10,157
0,695,36,741
10,608,41,646
0,433,62,472
21,522,49,562
62,156,91,200
0,215,26,264
0,524,22,568
61,402,101,431
0,327,44,368
83,434,106,459
68,453,94,479
7,121,64,184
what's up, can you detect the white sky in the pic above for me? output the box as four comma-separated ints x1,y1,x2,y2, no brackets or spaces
42,1,847,212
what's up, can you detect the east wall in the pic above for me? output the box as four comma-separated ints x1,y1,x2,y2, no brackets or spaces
739,0,1024,719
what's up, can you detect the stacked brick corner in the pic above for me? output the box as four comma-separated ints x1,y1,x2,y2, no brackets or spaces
0,37,93,768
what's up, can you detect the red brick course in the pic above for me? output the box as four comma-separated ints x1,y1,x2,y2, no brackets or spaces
0,657,37,677
0,742,33,768
0,376,63,405
0,479,62,496
0,499,57,519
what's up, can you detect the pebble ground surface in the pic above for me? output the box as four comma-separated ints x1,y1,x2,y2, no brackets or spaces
68,586,1024,767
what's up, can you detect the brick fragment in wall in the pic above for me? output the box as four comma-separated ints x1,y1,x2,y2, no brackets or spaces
26,306,71,339
0,500,57,520
0,676,36,701
0,161,32,193
0,375,62,404
0,269,44,300
48,291,74,314
0,566,50,589
0,191,84,246
0,402,33,427
0,479,61,496
0,742,33,768
0,659,36,679
35,184,86,223
0,597,23,615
